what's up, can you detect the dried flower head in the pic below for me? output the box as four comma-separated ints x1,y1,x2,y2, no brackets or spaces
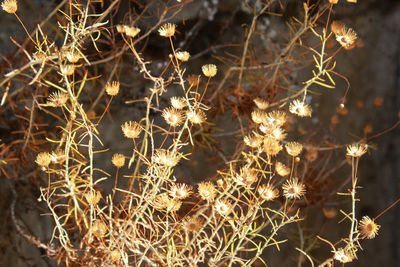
282,178,306,199
124,25,140,37
169,183,193,199
176,51,190,62
153,149,180,167
251,110,267,124
198,181,217,201
258,184,279,201
187,109,206,124
346,143,368,157
235,167,258,187
65,50,81,63
260,124,287,141
286,142,303,157
116,24,125,33
170,96,187,109
289,100,312,117
263,137,282,156
162,107,184,127
36,152,52,167
47,91,68,107
275,162,290,176
110,250,121,262
152,193,170,210
244,133,263,148
112,153,125,168
121,121,142,139
331,21,358,50
158,23,176,37
267,110,287,127
358,216,380,239
333,248,354,263
202,64,217,77
166,198,182,212
60,64,75,76
1,0,17,13
105,81,120,96
183,216,203,232
92,220,107,237
51,150,66,164
254,97,269,110
215,199,232,216
85,190,101,205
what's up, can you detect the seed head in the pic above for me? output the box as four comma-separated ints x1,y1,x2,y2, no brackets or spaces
158,23,176,37
282,178,306,199
289,99,312,117
260,124,287,141
244,133,263,148
176,51,190,62
105,81,120,96
235,167,258,187
65,50,81,63
152,193,170,210
169,183,193,199
215,199,232,216
112,153,125,168
202,64,217,77
124,25,140,37
51,150,66,164
1,0,17,13
47,91,68,107
251,110,267,124
116,24,125,33
36,152,52,167
258,184,279,201
331,21,357,50
254,97,269,110
198,181,217,201
60,64,75,76
92,220,107,237
187,109,206,124
162,107,184,127
275,162,290,176
153,149,180,167
333,248,354,263
346,143,368,157
110,250,121,262
170,96,187,109
85,190,101,205
358,216,380,239
121,121,142,139
286,142,303,157
267,110,287,126
183,216,203,232
263,137,282,156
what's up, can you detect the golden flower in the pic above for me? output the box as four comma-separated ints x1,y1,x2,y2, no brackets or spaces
105,81,120,96
235,167,258,187
201,64,217,77
60,64,75,76
112,153,125,168
251,110,267,124
282,178,306,199
286,142,303,157
183,216,203,232
253,97,269,110
47,91,68,107
36,152,52,167
358,216,380,239
187,109,206,124
65,50,81,63
110,250,121,262
176,51,190,62
92,220,107,237
289,99,312,117
331,21,357,50
267,110,287,127
258,184,279,201
170,96,187,109
275,162,290,176
153,149,180,167
85,190,101,205
1,0,17,13
263,137,282,156
244,133,263,148
215,199,232,216
346,143,368,157
198,181,217,201
124,25,140,37
121,121,142,139
158,23,176,37
169,183,193,199
162,107,184,127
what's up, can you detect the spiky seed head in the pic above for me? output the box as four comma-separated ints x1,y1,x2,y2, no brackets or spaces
162,107,184,127
112,153,125,168
187,110,206,124
124,25,140,37
170,96,187,109
153,149,180,167
1,0,17,13
289,99,312,117
286,142,303,157
110,250,121,262
166,198,182,212
358,216,380,239
267,110,287,126
235,167,258,187
254,97,269,110
333,248,354,263
85,190,101,205
198,181,217,201
331,21,357,50
105,81,120,96
202,64,217,77
215,199,232,216
169,183,193,199
244,133,263,148
251,110,267,124
282,178,306,199
158,23,176,37
258,184,279,201
183,216,203,232
92,220,107,237
176,51,190,62
36,152,52,167
263,137,282,156
275,162,290,176
346,143,368,157
121,121,142,139
47,91,68,107
60,64,75,76
65,50,81,63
